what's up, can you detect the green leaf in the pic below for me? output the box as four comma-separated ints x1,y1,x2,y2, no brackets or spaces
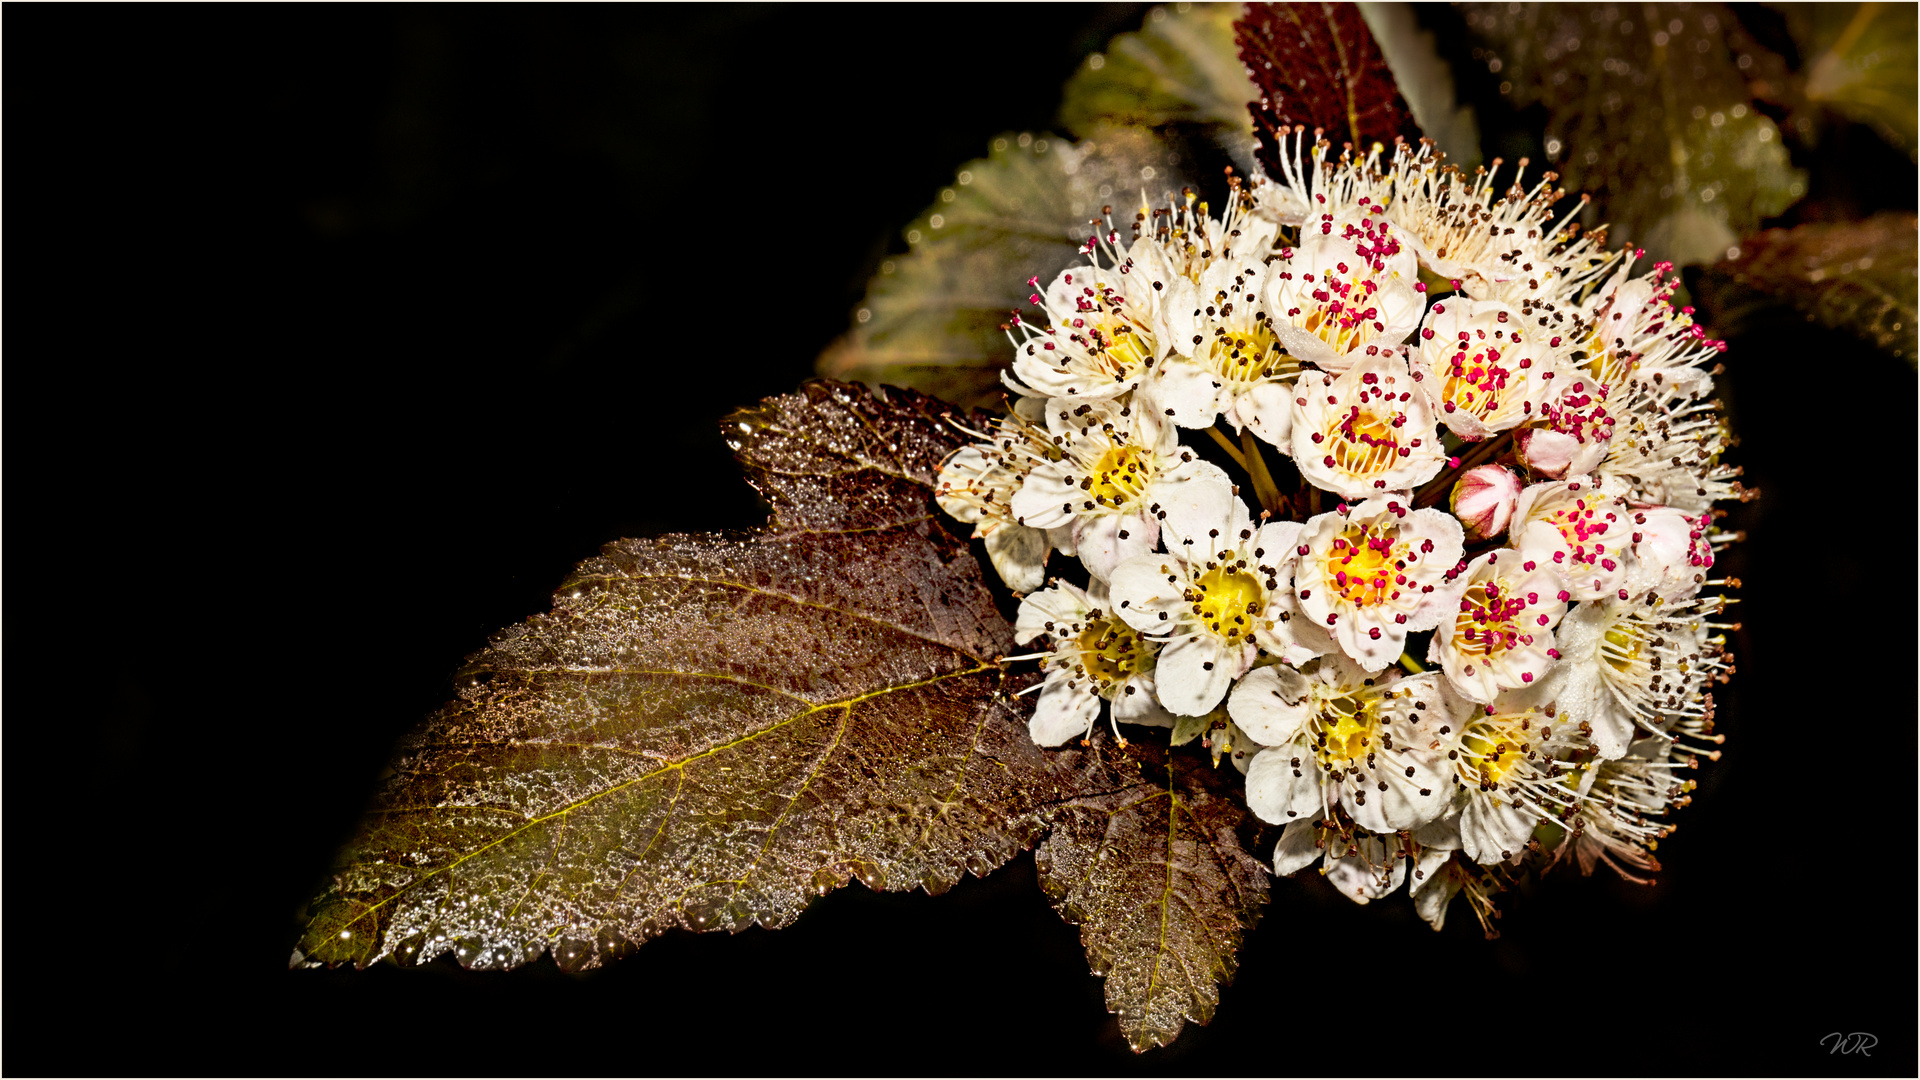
1058,2,1261,170
814,129,1193,411
1235,0,1424,176
1357,1,1482,168
1457,3,1807,267
1698,213,1918,363
296,382,1080,970
1037,741,1272,1053
1799,2,1918,159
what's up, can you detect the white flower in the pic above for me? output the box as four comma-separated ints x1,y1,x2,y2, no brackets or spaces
1107,497,1302,715
934,410,1067,593
1255,127,1392,229
1385,143,1599,300
1008,396,1235,581
1232,655,1462,832
1442,693,1594,864
1411,296,1559,439
1011,578,1175,746
1427,548,1568,704
1530,591,1731,759
1271,813,1409,904
1621,505,1717,601
1289,350,1447,499
1006,257,1161,403
1263,211,1424,373
1561,736,1698,883
1291,495,1464,671
1147,252,1302,446
1511,477,1636,601
1578,259,1722,400
1594,376,1747,511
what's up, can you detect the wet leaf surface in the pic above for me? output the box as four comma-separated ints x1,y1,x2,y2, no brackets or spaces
298,382,1069,969
814,129,1193,411
1038,740,1272,1053
1236,0,1422,175
1456,3,1806,266
1698,213,1917,363
295,380,1265,1051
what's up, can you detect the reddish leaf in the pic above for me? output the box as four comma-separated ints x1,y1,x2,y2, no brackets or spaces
1235,1,1422,176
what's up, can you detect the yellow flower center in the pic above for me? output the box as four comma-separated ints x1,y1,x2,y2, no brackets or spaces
1088,443,1154,507
1327,527,1401,608
1601,625,1640,674
1326,408,1402,480
1310,692,1380,766
1074,617,1146,687
1578,332,1635,391
1461,718,1526,787
1202,324,1297,385
1092,314,1153,376
1189,565,1266,642
1439,345,1512,419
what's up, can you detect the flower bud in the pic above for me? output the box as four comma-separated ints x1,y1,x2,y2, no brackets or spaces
1513,426,1582,480
1449,464,1522,542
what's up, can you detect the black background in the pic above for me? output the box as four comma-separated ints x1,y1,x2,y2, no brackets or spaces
14,4,1916,1075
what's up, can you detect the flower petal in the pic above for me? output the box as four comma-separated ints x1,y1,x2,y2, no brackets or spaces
1245,740,1324,825
1028,673,1101,746
1226,664,1312,746
984,524,1050,595
1153,633,1236,716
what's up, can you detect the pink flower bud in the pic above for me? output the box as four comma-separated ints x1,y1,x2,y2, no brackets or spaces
1513,426,1582,480
1450,464,1522,542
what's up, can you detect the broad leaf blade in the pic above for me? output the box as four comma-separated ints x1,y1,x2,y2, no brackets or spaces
1058,2,1261,171
1457,3,1807,266
814,128,1192,411
1037,742,1271,1052
298,383,1081,970
1235,0,1423,176
1699,213,1918,364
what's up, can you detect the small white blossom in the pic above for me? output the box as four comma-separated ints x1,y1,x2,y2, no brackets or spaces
1411,296,1559,439
1427,548,1567,704
1289,350,1446,499
1440,693,1595,864
1386,141,1600,300
1530,591,1731,759
1511,477,1636,601
1108,497,1302,716
1232,654,1462,832
1147,252,1302,444
935,410,1067,592
1290,495,1464,671
1006,258,1161,403
1263,211,1424,374
1271,813,1410,904
1009,396,1235,581
1012,579,1175,746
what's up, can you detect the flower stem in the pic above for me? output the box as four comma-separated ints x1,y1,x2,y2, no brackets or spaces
1240,430,1287,517
1397,652,1426,674
1414,430,1514,508
1204,424,1250,472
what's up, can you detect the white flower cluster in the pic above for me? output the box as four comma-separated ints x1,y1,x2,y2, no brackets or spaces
935,132,1745,933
